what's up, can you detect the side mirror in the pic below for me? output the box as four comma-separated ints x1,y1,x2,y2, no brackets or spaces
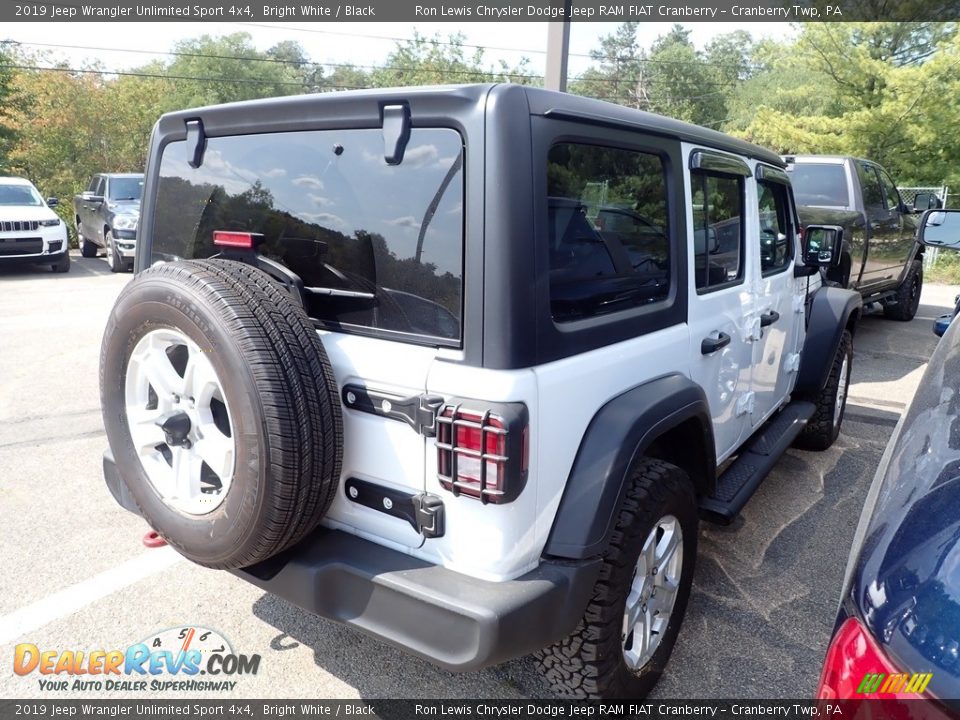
46,197,58,207
803,225,843,267
913,193,943,212
919,209,960,250
89,195,105,205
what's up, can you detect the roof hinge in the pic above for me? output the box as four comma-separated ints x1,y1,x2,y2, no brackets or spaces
381,104,411,165
185,118,207,169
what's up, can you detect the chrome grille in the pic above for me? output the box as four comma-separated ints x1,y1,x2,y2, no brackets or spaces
0,220,40,233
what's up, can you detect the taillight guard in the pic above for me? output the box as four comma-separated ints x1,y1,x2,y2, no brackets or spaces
436,401,528,504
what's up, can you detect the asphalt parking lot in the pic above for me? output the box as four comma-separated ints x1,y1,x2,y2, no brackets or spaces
0,252,952,700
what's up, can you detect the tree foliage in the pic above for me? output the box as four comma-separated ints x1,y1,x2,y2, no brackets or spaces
0,21,958,211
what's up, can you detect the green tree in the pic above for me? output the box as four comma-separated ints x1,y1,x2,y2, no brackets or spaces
370,32,534,88
164,33,308,107
0,41,18,173
569,23,646,107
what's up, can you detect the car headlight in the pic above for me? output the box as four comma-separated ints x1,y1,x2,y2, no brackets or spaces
112,215,138,231
39,218,60,227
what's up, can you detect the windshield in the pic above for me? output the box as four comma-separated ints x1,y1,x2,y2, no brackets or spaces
0,183,44,206
787,163,850,208
109,177,144,201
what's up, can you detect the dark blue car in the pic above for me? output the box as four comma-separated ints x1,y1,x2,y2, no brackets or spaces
818,209,960,708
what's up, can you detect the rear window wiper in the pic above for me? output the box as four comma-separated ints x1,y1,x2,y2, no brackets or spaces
303,286,375,299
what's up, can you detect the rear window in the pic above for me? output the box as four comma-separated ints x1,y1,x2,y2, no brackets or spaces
787,163,849,207
151,128,464,344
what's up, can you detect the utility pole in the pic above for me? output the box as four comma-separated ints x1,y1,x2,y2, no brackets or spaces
544,12,572,92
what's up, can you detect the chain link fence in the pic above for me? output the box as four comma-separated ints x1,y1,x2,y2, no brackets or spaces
899,186,950,268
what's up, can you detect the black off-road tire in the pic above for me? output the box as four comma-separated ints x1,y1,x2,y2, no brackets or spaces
100,259,342,569
534,458,697,699
794,329,853,451
78,225,98,258
884,259,922,321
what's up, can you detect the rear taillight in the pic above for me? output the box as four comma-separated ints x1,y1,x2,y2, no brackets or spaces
818,617,933,700
436,403,528,504
213,230,263,249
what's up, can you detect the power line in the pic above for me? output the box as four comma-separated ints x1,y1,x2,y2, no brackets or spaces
5,39,545,82
0,62,353,89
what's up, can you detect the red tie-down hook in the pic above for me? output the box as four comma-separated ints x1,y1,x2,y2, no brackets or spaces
142,529,168,548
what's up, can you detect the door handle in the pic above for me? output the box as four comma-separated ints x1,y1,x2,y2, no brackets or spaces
701,332,731,355
760,310,780,327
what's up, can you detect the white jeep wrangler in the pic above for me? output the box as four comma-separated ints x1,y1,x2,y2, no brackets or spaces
100,84,860,699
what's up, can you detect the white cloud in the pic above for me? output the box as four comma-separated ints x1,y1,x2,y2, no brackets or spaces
263,168,286,178
292,175,324,190
308,194,334,207
302,212,346,228
386,215,420,230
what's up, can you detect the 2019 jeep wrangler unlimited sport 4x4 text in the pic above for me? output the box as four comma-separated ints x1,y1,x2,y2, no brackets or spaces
99,84,860,699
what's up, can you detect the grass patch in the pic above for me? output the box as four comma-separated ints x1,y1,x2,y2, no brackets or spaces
927,253,960,284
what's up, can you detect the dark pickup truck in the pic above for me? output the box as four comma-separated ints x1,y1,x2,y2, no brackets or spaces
74,173,143,273
785,155,928,321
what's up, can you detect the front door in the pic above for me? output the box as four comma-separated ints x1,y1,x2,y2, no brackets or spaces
686,156,755,463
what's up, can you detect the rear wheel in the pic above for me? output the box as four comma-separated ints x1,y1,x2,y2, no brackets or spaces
100,259,342,569
535,458,697,699
78,224,97,258
884,259,922,321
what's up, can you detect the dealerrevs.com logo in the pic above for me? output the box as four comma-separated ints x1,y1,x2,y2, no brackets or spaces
13,626,260,692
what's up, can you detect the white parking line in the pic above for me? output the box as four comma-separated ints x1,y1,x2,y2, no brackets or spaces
0,546,183,645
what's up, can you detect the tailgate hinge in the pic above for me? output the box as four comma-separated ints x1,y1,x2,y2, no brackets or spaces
342,384,444,437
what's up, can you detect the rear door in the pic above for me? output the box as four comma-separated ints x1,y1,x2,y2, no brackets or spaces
686,148,756,462
857,161,899,289
147,125,466,550
875,166,917,280
751,167,801,425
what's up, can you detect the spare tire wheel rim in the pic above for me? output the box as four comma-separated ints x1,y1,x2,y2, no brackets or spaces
125,328,236,515
622,514,683,671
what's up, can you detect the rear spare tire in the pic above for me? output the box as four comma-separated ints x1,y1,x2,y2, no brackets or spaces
100,259,342,569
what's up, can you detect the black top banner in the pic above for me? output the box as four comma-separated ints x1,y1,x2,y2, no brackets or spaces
2,0,954,22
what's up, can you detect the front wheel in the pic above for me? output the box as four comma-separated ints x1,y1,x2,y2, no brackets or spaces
535,458,697,699
884,259,922,321
106,231,122,273
50,252,70,273
794,329,852,451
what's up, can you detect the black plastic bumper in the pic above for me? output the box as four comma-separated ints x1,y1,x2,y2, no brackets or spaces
103,450,600,672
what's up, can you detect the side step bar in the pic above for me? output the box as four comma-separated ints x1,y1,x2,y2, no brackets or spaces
699,400,816,524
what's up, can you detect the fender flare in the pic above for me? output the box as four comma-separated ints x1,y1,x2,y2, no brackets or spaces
543,373,715,561
795,285,861,397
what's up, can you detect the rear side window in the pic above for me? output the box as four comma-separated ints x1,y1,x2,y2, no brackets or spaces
692,171,743,291
151,128,464,344
788,163,850,208
546,142,670,323
856,162,885,209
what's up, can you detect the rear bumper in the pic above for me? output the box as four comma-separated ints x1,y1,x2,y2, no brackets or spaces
103,450,600,672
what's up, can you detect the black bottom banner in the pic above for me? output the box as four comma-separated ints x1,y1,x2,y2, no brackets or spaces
0,700,958,720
